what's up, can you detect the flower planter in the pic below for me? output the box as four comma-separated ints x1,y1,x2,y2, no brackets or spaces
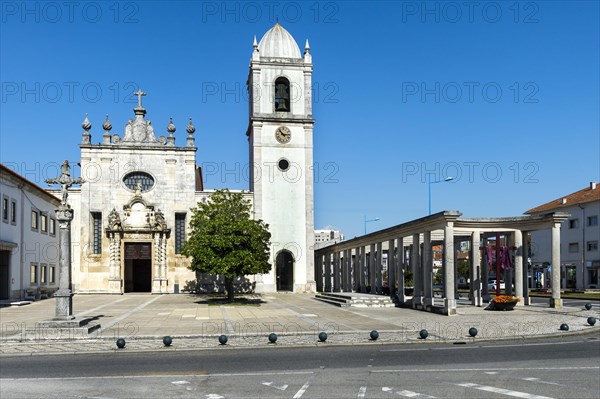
488,301,518,311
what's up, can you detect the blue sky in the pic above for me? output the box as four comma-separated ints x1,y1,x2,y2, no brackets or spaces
1,1,599,238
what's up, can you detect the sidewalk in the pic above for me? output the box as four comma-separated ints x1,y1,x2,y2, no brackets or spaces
1,293,598,356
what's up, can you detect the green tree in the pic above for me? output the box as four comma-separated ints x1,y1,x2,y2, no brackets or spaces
181,189,271,301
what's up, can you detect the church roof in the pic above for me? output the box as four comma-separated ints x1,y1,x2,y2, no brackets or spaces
258,23,301,59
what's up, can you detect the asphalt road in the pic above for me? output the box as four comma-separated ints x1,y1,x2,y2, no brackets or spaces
1,334,599,398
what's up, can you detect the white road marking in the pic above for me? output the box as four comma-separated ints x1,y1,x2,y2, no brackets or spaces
171,380,190,385
293,381,311,398
522,377,560,385
358,386,367,398
485,372,499,375
262,381,288,391
372,366,599,373
0,371,315,381
457,382,554,399
205,395,224,399
397,389,435,398
383,387,394,392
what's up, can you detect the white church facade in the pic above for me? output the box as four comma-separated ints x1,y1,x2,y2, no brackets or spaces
58,23,315,295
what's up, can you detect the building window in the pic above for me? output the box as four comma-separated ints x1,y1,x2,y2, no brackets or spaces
123,171,155,192
2,196,8,222
568,219,579,229
175,213,186,254
91,212,102,254
568,243,579,253
274,77,290,112
40,264,47,284
49,265,56,284
10,199,16,225
30,263,38,285
41,213,48,233
31,209,38,230
588,241,599,252
588,215,598,227
49,218,56,236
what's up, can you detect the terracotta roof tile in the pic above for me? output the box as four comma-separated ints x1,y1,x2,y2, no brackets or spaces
525,183,600,214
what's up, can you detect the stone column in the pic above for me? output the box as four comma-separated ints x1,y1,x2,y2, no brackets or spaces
153,234,162,293
411,233,422,305
422,231,434,306
387,239,396,298
358,246,365,292
369,243,376,294
522,232,530,305
315,254,323,292
54,206,75,320
514,230,524,305
108,233,122,293
550,223,562,308
353,247,360,291
470,230,482,306
332,251,341,292
346,249,352,291
397,238,406,302
161,234,168,293
376,242,383,294
481,236,490,301
324,253,332,292
444,222,456,315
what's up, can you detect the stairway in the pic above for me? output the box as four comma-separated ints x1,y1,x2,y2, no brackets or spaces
314,292,396,308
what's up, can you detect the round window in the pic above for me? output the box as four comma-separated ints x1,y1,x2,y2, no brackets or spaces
123,171,155,192
278,159,290,171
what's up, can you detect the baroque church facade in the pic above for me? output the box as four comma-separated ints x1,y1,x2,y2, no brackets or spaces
65,23,316,294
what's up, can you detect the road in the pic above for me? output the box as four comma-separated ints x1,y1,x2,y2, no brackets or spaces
1,334,599,398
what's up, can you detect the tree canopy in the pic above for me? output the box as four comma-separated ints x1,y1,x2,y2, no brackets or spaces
181,189,271,300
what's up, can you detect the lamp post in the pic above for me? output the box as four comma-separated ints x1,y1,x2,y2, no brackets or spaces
428,176,454,215
364,216,380,235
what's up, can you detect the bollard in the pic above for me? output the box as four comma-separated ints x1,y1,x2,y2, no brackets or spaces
268,333,277,344
218,335,228,345
116,338,126,349
419,329,428,339
318,332,328,342
560,323,569,331
468,327,478,338
588,317,597,326
584,303,593,311
163,336,172,347
370,330,379,341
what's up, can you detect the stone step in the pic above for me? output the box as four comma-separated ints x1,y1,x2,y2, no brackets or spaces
313,296,350,307
315,293,396,308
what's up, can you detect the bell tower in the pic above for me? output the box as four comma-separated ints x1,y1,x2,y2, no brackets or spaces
247,23,315,292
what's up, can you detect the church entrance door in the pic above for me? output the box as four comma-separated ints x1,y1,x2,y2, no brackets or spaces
276,251,294,291
124,243,152,293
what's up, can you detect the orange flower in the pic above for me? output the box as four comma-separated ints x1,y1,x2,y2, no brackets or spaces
492,295,520,303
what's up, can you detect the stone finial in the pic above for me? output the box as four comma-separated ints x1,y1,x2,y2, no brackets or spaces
186,118,196,148
305,39,310,53
253,35,258,50
167,117,176,134
102,114,112,145
102,114,112,132
82,114,92,131
186,118,196,134
81,114,92,144
167,117,176,146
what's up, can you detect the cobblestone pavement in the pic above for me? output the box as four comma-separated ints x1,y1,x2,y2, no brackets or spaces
1,293,598,356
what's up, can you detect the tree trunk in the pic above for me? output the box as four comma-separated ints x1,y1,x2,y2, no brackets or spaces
225,276,234,302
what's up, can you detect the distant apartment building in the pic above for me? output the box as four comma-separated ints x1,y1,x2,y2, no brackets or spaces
314,228,344,250
1,164,61,301
526,182,600,289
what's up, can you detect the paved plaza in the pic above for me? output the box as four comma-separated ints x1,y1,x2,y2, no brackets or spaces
0,293,598,356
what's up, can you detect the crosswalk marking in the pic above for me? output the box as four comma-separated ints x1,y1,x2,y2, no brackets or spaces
522,377,560,385
357,386,367,398
457,382,555,399
293,381,310,398
382,387,435,398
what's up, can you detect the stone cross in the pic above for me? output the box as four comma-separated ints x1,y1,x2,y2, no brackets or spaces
45,160,84,206
44,160,84,321
134,90,147,108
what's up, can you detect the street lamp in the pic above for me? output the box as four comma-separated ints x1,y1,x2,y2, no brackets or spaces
364,216,380,235
428,176,453,215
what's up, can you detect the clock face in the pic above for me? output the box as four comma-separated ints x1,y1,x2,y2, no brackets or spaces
275,126,292,144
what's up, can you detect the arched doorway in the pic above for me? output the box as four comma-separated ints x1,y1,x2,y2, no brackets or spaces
276,250,294,291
